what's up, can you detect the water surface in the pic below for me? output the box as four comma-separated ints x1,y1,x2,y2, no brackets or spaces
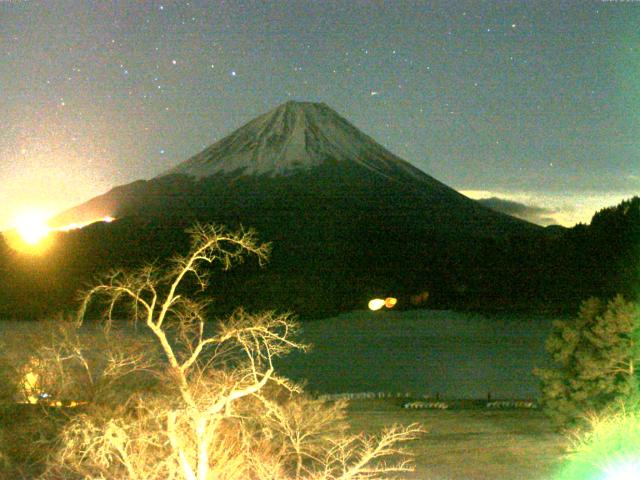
276,309,554,399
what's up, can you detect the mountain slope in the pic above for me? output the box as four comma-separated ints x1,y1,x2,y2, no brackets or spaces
53,101,535,237
162,101,435,182
43,101,546,316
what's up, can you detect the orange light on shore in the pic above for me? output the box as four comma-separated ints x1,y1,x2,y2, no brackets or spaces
368,297,398,311
19,358,86,407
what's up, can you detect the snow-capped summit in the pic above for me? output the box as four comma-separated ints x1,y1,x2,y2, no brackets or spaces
53,100,539,240
160,101,428,182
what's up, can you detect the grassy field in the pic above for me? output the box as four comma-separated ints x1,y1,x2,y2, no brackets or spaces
346,399,568,480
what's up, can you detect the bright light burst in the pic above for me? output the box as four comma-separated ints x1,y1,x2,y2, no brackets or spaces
13,211,50,245
605,460,640,480
3,210,116,255
556,408,640,480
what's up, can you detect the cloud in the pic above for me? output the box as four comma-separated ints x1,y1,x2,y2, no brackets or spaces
460,189,636,227
475,197,559,226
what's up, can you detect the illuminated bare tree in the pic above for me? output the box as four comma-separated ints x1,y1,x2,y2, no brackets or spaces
45,224,420,480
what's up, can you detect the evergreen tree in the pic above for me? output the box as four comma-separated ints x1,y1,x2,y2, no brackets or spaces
535,295,640,427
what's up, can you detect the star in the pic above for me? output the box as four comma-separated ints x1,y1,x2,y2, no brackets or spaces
0,0,628,232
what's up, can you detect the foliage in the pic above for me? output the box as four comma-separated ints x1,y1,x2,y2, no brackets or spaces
41,223,422,480
585,196,640,301
535,295,640,427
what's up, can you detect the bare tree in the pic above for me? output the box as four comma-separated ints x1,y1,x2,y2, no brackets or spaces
44,224,421,480
0,314,165,479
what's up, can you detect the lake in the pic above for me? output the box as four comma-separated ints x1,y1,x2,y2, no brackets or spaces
0,309,556,400
276,309,555,400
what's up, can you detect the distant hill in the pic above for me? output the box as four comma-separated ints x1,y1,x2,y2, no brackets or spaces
548,196,640,305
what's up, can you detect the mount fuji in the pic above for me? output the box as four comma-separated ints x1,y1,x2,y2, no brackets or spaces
164,100,442,181
42,101,545,316
53,101,534,233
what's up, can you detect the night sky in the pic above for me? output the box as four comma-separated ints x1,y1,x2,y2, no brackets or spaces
1,0,638,229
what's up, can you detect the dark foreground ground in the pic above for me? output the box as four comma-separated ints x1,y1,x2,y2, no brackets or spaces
0,400,567,479
346,399,567,480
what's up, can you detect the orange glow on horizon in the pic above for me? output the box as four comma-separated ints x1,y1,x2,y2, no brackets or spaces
3,210,55,255
3,212,116,255
14,212,50,245
57,215,116,232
